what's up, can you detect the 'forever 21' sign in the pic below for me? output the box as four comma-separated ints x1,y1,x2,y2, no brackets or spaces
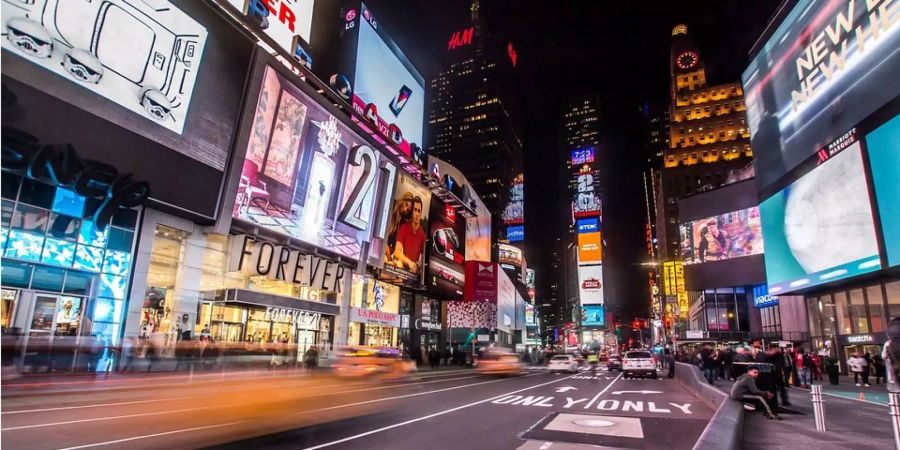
227,234,347,293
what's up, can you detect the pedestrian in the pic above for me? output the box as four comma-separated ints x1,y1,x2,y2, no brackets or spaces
874,354,886,385
783,348,794,387
429,346,440,370
848,352,867,387
667,350,676,378
796,348,812,388
767,347,790,406
304,346,318,374
721,346,734,381
811,353,823,381
443,344,451,366
734,346,752,363
700,344,717,384
862,352,873,387
731,365,781,420
884,317,900,393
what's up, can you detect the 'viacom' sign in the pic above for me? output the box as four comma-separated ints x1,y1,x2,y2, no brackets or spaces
227,235,346,293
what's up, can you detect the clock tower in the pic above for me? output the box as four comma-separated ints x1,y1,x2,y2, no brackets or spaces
670,24,705,98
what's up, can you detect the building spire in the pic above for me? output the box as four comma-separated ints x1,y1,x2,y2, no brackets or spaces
471,0,480,22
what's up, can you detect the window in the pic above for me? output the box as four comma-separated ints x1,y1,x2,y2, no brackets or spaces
887,281,900,319
867,285,886,333
835,292,852,334
848,288,868,333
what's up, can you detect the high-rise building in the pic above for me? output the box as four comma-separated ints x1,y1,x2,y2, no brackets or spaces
426,1,524,244
656,24,754,263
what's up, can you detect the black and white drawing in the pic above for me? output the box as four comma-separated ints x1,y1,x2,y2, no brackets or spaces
2,0,208,134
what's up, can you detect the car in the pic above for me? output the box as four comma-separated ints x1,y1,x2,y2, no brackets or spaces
622,350,658,379
607,354,622,371
331,347,417,381
476,348,524,376
548,355,578,373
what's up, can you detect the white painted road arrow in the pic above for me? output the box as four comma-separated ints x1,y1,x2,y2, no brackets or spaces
555,386,578,393
612,390,663,395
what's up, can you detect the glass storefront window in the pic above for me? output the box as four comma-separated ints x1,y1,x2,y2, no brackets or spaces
818,295,838,338
808,297,823,337
834,292,852,334
1,289,18,331
1,260,32,288
887,282,900,320
143,225,187,337
31,266,65,292
848,288,868,333
866,285,886,333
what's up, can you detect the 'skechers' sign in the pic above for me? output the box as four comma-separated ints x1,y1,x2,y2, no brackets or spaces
227,234,346,293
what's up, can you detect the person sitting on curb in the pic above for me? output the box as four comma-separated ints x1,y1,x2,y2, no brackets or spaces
731,365,781,420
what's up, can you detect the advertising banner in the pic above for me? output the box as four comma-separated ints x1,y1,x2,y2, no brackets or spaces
580,305,605,327
1,0,208,135
464,261,497,302
224,0,315,61
570,147,595,165
352,3,425,154
577,232,602,264
234,65,393,260
573,165,601,218
759,136,880,294
502,173,524,225
742,0,900,191
526,303,536,325
506,225,525,242
576,218,599,234
497,268,516,334
428,199,466,298
577,265,604,305
680,207,764,265
448,301,497,328
498,243,524,269
662,261,688,318
427,156,491,262
865,113,900,267
381,173,432,287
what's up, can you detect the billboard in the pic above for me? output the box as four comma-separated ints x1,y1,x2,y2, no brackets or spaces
448,301,496,329
234,65,394,260
464,261,497,302
506,225,525,242
865,113,900,267
428,200,466,298
225,0,315,63
576,218,599,234
577,265,604,305
381,173,432,287
496,267,516,334
1,0,207,135
498,243,524,269
680,207,765,265
525,303,536,325
663,261,688,318
742,0,900,191
428,156,491,262
352,3,425,152
570,147,595,165
577,232,602,264
502,173,524,225
573,165,601,218
580,305,605,327
759,136,880,294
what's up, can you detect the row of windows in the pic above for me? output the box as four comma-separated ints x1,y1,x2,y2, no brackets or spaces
673,101,747,122
664,144,752,167
674,85,742,107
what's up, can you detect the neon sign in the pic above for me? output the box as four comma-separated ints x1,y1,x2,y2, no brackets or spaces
507,42,517,67
448,27,474,50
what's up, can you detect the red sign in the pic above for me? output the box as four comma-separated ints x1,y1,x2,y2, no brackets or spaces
582,278,601,289
351,96,412,157
448,27,474,50
507,42,517,67
464,262,498,302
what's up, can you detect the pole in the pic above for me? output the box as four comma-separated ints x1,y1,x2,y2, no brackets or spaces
810,384,826,432
889,392,900,450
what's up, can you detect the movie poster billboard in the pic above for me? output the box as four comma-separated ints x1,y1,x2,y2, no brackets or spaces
428,199,466,298
680,207,765,265
381,173,432,287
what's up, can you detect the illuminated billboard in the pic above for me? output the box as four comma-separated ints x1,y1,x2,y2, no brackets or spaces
506,225,525,242
742,0,900,191
381,173,432,287
498,243,524,268
577,265,604,305
581,305,605,327
428,200,466,298
573,165,601,218
502,173,524,225
234,65,395,260
570,147,595,165
865,113,900,267
759,134,880,294
680,207,765,265
1,0,207,135
225,0,315,63
576,218,599,234
352,3,424,153
663,261,688,318
577,232,602,264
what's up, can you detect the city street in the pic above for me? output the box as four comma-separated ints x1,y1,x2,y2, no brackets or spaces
1,367,712,450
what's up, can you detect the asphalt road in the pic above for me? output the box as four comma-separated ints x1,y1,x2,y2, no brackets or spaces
1,367,714,450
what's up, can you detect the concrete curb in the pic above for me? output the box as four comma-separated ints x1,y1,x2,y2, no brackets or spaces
672,362,743,450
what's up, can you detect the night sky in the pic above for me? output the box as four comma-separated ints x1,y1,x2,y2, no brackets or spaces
364,0,782,322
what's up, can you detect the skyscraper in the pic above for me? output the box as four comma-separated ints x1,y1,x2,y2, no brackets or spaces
656,24,754,263
426,1,524,244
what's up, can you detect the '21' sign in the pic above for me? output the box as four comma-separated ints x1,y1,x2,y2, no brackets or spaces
340,145,397,243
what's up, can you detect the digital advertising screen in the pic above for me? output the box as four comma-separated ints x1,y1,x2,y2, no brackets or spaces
742,0,900,191
428,200,466,298
580,305,605,328
572,165,601,218
498,243,524,269
865,113,900,267
352,3,425,151
571,147,595,165
225,0,315,59
506,225,525,242
502,173,524,225
234,65,394,260
577,265,604,305
577,232,602,264
381,173,432,287
759,137,881,294
680,207,765,265
576,218,599,234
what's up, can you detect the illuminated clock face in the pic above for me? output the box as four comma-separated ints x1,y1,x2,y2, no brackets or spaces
677,51,699,69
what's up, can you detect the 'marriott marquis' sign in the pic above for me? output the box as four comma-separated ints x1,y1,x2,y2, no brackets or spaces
227,234,347,293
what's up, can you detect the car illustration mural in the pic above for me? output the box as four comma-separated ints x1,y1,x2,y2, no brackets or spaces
2,0,207,134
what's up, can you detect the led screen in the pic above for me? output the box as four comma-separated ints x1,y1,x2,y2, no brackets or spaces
353,5,424,150
577,265,604,305
571,147,595,165
225,0,315,51
381,173,432,287
680,207,765,265
506,225,524,242
498,243,523,268
428,200,466,298
759,141,880,294
234,65,389,260
577,232,602,264
1,0,208,135
573,166,601,218
580,304,605,327
865,113,900,267
576,218,599,234
502,173,524,225
742,0,900,191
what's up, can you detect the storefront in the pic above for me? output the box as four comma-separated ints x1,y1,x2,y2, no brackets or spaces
349,275,401,348
411,296,444,357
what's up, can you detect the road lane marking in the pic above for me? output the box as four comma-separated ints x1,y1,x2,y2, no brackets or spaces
1,396,205,415
611,390,662,395
301,373,579,449
555,386,577,392
54,421,246,450
563,397,588,408
1,406,214,431
582,372,622,410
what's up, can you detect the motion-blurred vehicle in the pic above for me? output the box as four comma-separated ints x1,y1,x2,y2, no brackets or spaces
622,350,658,379
548,354,578,373
331,347,416,381
607,354,622,371
476,348,524,376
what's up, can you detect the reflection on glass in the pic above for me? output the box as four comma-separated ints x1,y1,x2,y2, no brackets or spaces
41,237,76,266
47,213,80,241
30,296,56,333
10,203,49,234
1,289,18,330
5,229,44,261
74,245,104,272
867,286,886,333
51,188,85,217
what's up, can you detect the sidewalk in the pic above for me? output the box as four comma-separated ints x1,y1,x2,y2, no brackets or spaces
804,374,891,405
712,378,893,449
